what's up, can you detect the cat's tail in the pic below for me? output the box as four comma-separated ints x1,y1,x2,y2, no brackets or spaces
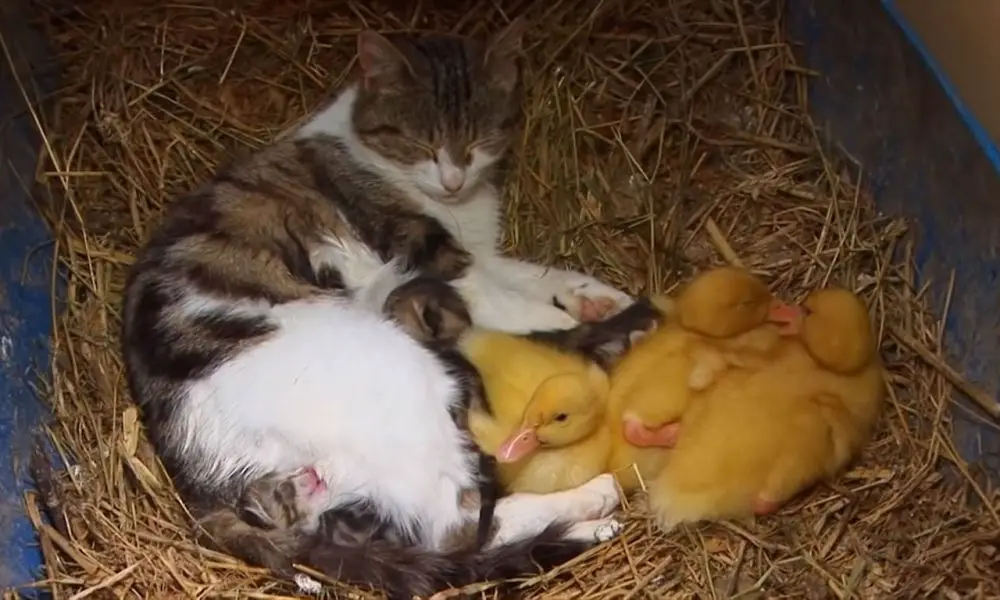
302,521,592,600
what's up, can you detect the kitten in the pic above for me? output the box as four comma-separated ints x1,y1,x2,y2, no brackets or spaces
383,276,497,550
239,466,490,555
122,21,628,600
385,275,663,370
237,467,410,549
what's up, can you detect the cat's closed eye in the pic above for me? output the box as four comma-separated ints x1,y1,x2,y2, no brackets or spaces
467,132,510,157
398,135,436,158
361,125,435,159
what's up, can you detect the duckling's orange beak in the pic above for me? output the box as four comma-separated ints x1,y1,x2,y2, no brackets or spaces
766,300,804,336
497,426,540,463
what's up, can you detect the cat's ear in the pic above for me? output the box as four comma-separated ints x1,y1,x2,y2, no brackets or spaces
484,18,528,92
357,30,413,91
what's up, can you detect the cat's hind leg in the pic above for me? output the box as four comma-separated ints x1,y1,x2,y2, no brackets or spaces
486,473,622,548
566,516,625,543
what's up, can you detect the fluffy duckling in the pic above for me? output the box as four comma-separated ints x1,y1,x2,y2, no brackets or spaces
608,267,799,460
385,274,660,496
466,298,663,494
646,286,885,530
463,330,615,494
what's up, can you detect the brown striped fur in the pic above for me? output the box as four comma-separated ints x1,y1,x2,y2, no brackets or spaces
122,22,527,499
120,20,607,600
352,24,524,194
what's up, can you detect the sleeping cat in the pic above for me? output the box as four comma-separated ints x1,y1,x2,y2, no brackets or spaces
293,23,633,328
121,20,636,599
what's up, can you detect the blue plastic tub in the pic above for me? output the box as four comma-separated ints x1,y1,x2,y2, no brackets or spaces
2,0,998,594
0,9,60,596
788,0,1000,478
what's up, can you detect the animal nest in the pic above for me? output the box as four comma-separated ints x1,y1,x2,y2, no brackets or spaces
15,0,1000,597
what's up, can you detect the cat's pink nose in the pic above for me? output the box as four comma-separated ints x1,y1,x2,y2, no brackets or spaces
440,168,466,193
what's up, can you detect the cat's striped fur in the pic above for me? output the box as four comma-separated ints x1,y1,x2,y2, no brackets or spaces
122,20,634,600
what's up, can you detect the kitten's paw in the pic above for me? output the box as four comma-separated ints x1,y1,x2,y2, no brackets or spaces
294,573,323,595
566,516,624,544
553,275,633,322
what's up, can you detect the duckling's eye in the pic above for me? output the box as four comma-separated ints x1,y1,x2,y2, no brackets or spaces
553,413,569,423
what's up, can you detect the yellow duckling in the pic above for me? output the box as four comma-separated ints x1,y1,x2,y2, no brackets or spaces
646,287,885,530
606,267,800,491
462,330,613,494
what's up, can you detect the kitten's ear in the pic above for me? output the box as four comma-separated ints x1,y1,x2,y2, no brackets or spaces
357,30,412,90
238,495,278,530
484,18,528,92
417,298,442,340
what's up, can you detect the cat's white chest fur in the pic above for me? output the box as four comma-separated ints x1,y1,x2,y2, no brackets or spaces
417,188,501,257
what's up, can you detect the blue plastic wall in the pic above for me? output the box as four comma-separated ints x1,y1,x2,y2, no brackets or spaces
788,0,1000,479
2,0,999,595
0,10,59,597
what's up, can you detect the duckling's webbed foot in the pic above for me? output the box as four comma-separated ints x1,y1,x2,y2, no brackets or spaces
751,496,783,516
623,419,680,448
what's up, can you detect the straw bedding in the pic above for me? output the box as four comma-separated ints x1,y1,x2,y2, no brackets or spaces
11,0,1000,597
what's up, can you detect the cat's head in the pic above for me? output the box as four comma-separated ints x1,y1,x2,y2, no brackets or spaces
351,20,527,204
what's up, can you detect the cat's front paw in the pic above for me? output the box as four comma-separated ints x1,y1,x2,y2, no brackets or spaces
553,274,633,323
493,301,580,333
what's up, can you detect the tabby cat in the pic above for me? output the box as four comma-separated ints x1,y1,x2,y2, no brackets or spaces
121,20,635,599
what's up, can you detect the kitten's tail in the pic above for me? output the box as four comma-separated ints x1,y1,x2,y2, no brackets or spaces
302,522,591,600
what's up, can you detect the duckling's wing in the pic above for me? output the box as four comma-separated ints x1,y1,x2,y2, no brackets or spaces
757,397,844,506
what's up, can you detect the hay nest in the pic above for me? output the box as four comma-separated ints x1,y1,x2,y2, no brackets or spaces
12,0,1000,597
